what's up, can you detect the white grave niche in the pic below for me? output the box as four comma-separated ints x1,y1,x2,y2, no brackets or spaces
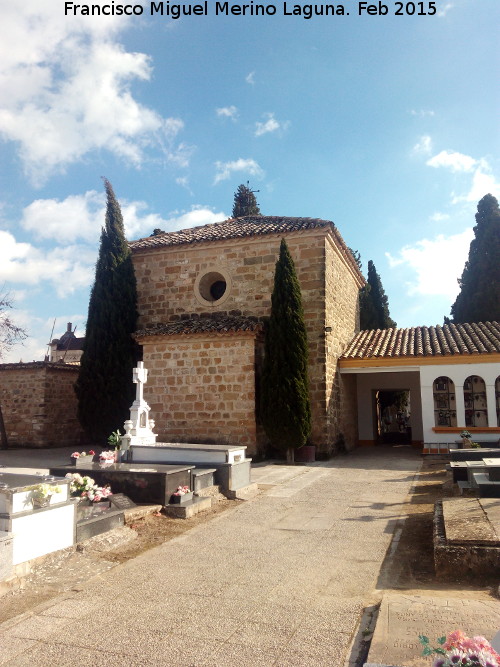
120,362,158,457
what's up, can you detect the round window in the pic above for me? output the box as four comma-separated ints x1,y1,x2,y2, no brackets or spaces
196,270,230,304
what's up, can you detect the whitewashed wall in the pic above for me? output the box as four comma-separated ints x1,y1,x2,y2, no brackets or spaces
420,362,500,445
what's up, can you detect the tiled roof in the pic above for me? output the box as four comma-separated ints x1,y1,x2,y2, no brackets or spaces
129,216,332,250
342,321,500,360
135,313,264,338
129,215,363,281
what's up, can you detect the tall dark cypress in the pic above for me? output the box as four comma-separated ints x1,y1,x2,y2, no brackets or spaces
75,179,138,442
361,260,396,330
260,239,311,462
232,183,261,218
450,193,500,323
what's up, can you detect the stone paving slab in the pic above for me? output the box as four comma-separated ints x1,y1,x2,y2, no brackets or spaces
0,447,425,666
367,594,500,667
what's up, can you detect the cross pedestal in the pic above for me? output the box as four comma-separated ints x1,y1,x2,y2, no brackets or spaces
120,362,157,458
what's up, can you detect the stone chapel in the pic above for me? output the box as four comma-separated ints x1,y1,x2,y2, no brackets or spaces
129,216,365,457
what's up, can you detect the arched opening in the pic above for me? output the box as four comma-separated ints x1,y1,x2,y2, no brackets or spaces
463,375,488,427
433,376,457,427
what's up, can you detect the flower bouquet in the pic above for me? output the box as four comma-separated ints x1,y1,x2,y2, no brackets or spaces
420,631,500,666
170,485,193,504
99,450,116,465
65,473,113,503
25,483,62,509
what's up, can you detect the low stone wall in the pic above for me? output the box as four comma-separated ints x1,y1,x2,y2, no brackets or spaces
0,362,83,448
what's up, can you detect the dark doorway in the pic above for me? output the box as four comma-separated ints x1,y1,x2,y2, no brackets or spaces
375,389,411,444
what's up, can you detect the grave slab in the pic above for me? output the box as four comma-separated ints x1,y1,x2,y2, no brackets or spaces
130,442,247,465
441,497,497,543
450,448,500,461
49,462,193,505
434,499,500,579
367,594,500,667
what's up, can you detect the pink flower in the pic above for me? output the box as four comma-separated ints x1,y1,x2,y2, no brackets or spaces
89,450,95,455
71,452,80,458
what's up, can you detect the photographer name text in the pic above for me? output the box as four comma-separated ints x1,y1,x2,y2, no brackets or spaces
64,1,440,19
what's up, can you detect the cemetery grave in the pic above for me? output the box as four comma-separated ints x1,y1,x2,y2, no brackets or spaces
0,472,75,573
434,451,500,580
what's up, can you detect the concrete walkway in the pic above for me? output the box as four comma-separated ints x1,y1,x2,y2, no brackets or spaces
0,446,422,666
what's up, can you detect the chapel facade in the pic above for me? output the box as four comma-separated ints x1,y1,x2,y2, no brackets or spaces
129,216,365,457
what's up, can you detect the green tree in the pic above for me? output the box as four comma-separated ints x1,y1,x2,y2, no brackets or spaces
360,260,396,330
260,239,311,462
75,179,138,443
450,193,500,323
232,183,261,217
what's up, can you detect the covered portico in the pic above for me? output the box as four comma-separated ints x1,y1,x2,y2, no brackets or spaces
340,322,500,452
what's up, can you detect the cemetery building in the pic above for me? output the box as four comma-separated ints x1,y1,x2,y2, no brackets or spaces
130,215,500,458
339,322,500,452
130,216,364,457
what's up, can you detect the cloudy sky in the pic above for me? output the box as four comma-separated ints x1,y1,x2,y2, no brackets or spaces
0,0,498,362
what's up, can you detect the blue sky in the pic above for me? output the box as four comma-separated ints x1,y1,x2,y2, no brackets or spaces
1,0,498,362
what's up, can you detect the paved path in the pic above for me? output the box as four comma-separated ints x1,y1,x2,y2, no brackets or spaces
1,446,421,666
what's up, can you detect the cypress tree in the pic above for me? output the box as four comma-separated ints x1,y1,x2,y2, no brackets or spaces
260,239,311,462
361,260,396,330
232,183,261,217
450,193,500,323
75,179,138,443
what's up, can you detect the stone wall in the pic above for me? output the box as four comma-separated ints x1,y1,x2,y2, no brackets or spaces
324,235,362,452
132,228,363,455
0,362,83,448
140,333,260,453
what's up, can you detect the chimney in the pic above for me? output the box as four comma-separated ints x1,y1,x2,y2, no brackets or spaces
67,323,72,332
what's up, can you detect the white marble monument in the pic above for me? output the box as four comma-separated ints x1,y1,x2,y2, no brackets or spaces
120,361,158,458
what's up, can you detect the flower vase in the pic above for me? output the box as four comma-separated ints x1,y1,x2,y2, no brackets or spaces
170,492,194,505
33,496,51,509
74,455,95,468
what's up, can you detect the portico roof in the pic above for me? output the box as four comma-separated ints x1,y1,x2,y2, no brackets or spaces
134,312,264,338
341,321,500,364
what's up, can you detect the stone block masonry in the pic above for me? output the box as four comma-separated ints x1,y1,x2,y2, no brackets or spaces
0,362,84,448
141,332,259,453
132,226,364,456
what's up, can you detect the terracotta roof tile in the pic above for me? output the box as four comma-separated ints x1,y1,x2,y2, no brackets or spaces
129,215,363,280
134,312,264,338
342,321,500,360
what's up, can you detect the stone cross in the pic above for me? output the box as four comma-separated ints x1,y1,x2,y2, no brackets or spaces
132,361,148,404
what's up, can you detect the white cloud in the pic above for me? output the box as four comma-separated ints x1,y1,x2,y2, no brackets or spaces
160,207,226,232
438,3,453,17
254,113,289,137
0,3,188,184
0,230,95,297
214,158,264,184
452,167,500,204
21,191,105,243
246,71,255,85
427,150,477,173
430,212,450,223
412,135,433,156
386,228,474,298
216,106,238,120
19,190,226,243
410,110,435,117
